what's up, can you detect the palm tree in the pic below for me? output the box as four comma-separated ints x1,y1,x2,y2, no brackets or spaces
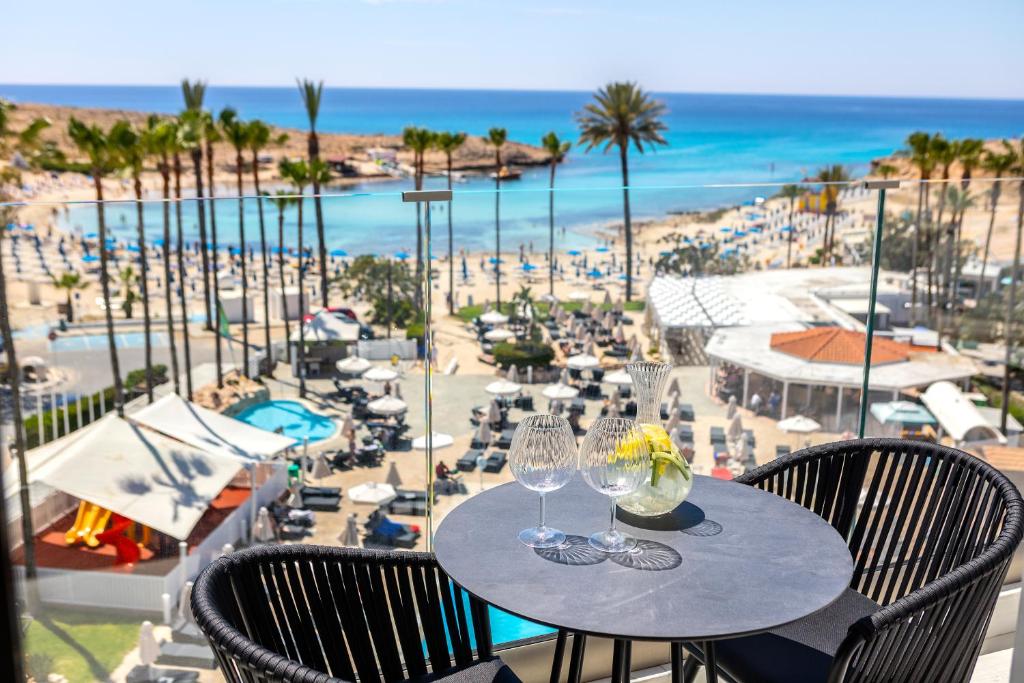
149,116,182,395
279,158,311,398
297,79,329,309
67,118,125,414
403,126,435,306
576,82,667,301
219,108,252,377
181,80,213,333
815,165,849,265
906,131,936,323
487,127,508,305
949,139,985,308
51,272,87,323
247,120,286,375
778,184,801,269
109,120,154,401
171,122,194,399
977,146,1015,299
875,163,898,179
940,186,973,328
270,188,296,363
434,131,466,314
204,111,224,388
541,132,571,297
1000,137,1024,433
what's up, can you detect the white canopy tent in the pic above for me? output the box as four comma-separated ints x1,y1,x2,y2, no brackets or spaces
34,417,243,540
921,381,1006,445
290,310,360,343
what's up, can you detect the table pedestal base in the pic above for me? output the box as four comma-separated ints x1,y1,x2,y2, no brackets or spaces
551,633,716,683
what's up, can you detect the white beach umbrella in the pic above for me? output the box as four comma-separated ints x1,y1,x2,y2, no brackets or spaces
338,513,361,546
777,415,822,434
606,401,621,418
310,453,333,479
484,328,515,342
367,395,408,415
584,341,596,356
394,382,404,399
177,581,195,625
488,400,503,424
139,621,160,667
254,506,276,542
611,391,622,410
506,365,519,383
567,354,600,370
726,413,745,442
582,300,594,315
543,383,579,400
386,461,403,488
603,370,633,386
603,311,615,329
667,377,681,398
614,323,626,343
413,432,454,449
485,379,522,395
726,395,738,419
603,290,612,306
665,410,680,434
629,345,643,362
364,366,400,382
480,310,509,325
475,421,492,444
341,415,356,439
349,482,397,506
286,485,303,509
336,356,371,375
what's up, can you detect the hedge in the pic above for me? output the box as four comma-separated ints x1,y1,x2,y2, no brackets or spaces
493,341,555,370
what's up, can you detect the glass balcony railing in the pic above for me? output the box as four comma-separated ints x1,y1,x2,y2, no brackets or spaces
1,170,1022,681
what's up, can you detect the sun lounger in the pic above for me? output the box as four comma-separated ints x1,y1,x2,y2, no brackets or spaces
156,642,216,669
301,485,341,497
495,428,516,450
300,495,341,512
710,426,726,445
484,451,508,473
776,444,792,457
126,665,199,683
458,449,483,472
678,403,695,422
743,429,756,448
170,618,207,646
388,489,428,516
570,398,586,414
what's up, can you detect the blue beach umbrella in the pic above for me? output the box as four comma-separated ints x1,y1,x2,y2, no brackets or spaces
659,250,673,257
330,248,348,257
394,251,410,260
567,249,581,256
586,268,603,279
81,254,99,263
780,226,794,234
595,246,609,253
719,227,731,233
85,232,98,239
489,257,504,264
733,230,747,237
126,244,141,252
522,263,537,271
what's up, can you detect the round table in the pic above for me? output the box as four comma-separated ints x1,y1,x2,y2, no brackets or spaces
434,475,854,683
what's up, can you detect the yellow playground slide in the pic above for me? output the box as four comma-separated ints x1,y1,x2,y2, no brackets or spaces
64,501,112,548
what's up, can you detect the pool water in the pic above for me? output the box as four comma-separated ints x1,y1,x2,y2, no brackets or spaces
234,400,337,442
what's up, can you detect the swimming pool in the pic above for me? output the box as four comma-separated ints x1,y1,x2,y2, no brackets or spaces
234,400,337,442
50,332,169,352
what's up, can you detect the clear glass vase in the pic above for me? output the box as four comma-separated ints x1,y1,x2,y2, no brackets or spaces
617,361,694,517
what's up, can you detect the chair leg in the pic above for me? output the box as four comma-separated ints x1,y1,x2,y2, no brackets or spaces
550,630,568,683
682,645,701,683
567,633,587,683
703,641,718,683
611,640,629,683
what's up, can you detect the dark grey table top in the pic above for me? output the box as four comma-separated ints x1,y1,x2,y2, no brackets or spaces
434,476,854,641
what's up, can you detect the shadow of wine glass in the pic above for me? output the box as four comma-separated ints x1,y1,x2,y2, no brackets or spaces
608,539,682,571
534,535,607,566
681,519,723,537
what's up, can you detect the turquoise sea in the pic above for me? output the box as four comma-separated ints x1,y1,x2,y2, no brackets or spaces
3,85,1023,253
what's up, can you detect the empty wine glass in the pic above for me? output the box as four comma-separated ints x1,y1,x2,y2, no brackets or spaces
579,418,651,553
508,414,578,548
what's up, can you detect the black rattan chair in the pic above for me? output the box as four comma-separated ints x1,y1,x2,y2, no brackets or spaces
191,544,521,683
685,438,1024,683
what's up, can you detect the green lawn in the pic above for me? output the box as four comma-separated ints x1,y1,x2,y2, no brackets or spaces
454,299,644,322
24,608,139,683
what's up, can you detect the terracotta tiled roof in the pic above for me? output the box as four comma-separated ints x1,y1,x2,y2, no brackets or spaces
769,327,913,365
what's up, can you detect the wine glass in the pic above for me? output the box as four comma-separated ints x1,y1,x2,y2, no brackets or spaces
579,417,651,553
508,414,578,548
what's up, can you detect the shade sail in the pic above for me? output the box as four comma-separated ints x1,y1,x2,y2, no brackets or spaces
336,356,372,374
543,383,579,400
132,394,297,463
367,396,407,415
485,380,522,395
364,366,400,382
36,417,242,540
776,415,822,434
869,401,936,426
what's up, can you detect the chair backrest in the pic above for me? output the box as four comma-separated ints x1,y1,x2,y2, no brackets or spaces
191,544,495,683
736,438,1023,683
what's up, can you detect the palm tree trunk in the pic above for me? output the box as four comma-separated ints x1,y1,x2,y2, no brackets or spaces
252,152,272,376
191,149,212,332
297,194,307,398
235,152,249,377
977,181,1001,300
206,140,222,388
132,174,153,402
786,197,794,269
160,165,180,395
1000,180,1024,433
0,232,38,593
549,160,556,296
911,180,926,323
446,153,455,315
495,151,502,307
414,152,423,310
309,131,328,310
277,205,291,363
618,144,634,302
173,154,193,399
94,175,125,414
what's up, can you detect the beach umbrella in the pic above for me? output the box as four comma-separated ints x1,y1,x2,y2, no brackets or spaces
475,421,492,444
386,461,403,488
339,513,361,546
480,310,509,325
413,432,454,449
176,581,196,625
286,485,303,509
488,400,503,424
139,621,160,667
506,365,519,383
726,395,737,419
596,246,610,253
486,379,522,395
310,453,333,480
364,366,399,382
603,370,632,386
667,377,681,397
543,383,579,400
336,356,371,375
777,415,822,434
484,328,515,342
254,506,276,542
614,323,626,343
727,413,744,443
665,410,680,434
567,353,600,370
394,382,403,400
606,400,621,418
522,262,537,271
586,268,603,279
584,341,596,355
330,248,348,257
349,482,397,506
394,251,410,260
629,345,643,362
341,415,356,440
488,257,504,264
567,249,581,256
367,395,407,416
603,311,615,329
582,300,594,315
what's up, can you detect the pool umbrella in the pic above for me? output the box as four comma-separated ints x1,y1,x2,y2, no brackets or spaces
413,432,454,449
330,248,348,257
480,310,509,325
484,328,515,342
341,415,356,440
629,345,643,362
606,400,621,418
394,251,410,260
488,400,503,424
337,356,371,375
339,513,361,546
777,415,822,434
603,370,632,386
726,395,738,419
368,395,407,416
349,482,397,506
667,377,681,397
394,382,404,400
486,379,522,395
386,461,403,488
665,410,680,434
542,383,578,400
310,453,332,479
584,341,596,356
139,621,160,667
582,301,594,315
364,366,399,382
567,353,599,370
475,421,492,444
254,506,277,542
506,365,519,383
727,413,744,443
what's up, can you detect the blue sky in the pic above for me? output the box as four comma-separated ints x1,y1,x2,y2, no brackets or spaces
3,0,1022,99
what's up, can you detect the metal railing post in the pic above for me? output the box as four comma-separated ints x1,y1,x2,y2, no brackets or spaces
402,189,452,551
